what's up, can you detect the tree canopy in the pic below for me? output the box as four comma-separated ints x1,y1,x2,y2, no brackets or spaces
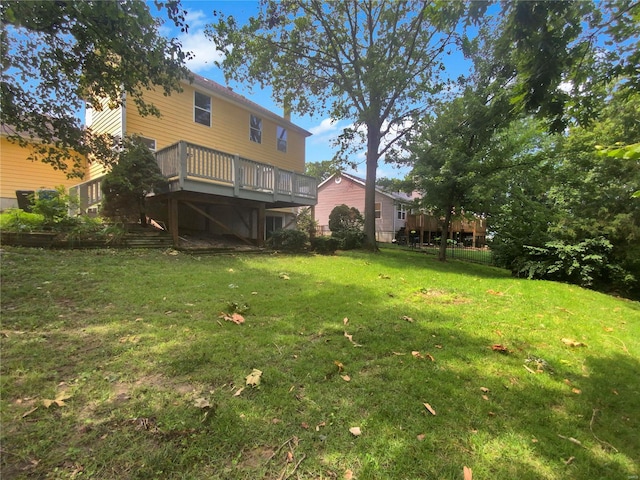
497,0,640,131
207,0,487,250
1,0,191,177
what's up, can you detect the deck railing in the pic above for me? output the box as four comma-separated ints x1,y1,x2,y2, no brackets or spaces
69,176,104,214
156,141,317,201
72,141,317,212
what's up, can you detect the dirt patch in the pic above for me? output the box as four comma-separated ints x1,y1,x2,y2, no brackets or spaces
108,374,201,403
413,288,471,305
235,445,275,469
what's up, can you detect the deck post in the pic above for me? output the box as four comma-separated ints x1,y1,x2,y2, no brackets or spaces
233,155,241,197
273,167,280,202
168,197,179,246
178,141,187,190
257,203,265,247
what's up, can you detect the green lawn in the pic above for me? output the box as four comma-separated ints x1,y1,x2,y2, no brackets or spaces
1,246,638,479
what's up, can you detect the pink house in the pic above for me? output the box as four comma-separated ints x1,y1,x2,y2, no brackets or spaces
315,172,415,243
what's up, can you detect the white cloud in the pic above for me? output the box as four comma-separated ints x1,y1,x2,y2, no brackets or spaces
180,29,224,73
184,9,208,30
309,118,339,136
157,7,223,74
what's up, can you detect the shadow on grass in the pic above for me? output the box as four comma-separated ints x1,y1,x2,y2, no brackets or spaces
103,263,639,478
1,249,637,479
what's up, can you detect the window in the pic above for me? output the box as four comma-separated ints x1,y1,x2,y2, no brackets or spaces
397,204,406,220
138,136,157,152
375,202,381,218
250,115,262,143
194,91,211,126
277,126,287,152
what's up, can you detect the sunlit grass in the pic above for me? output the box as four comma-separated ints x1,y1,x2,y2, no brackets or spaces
1,246,638,479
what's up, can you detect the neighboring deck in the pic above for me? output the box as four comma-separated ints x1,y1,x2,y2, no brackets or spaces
71,141,318,212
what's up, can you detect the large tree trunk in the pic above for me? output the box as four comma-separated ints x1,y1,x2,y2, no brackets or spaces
363,125,380,251
438,206,454,261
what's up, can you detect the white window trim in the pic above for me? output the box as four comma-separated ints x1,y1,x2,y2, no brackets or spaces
277,126,287,152
250,115,262,143
194,91,211,127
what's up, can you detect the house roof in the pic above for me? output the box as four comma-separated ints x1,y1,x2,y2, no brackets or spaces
318,172,416,203
187,72,311,137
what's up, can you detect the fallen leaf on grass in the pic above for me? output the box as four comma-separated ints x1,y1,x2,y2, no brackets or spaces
564,456,575,465
344,331,362,347
491,344,509,353
22,406,39,418
464,466,473,480
417,434,426,441
233,387,245,397
344,469,354,480
481,395,489,401
340,375,351,382
572,388,582,394
562,338,586,347
334,360,344,372
193,398,211,409
558,434,583,446
486,289,504,296
402,315,414,323
43,391,72,408
480,387,490,393
219,312,245,325
315,421,326,431
279,272,290,280
603,327,614,332
245,369,262,387
411,351,435,362
301,422,309,429
343,317,349,325
423,403,436,415
349,427,362,436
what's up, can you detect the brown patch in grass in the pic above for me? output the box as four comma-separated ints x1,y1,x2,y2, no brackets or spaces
235,445,275,469
412,288,471,305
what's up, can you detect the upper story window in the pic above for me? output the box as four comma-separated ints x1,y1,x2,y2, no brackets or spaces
375,202,381,218
277,126,287,152
194,91,211,127
250,115,262,143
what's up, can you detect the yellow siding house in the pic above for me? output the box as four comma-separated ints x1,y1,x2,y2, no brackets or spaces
76,72,316,246
0,125,86,211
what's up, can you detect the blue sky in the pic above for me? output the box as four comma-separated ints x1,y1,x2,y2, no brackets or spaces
160,1,472,178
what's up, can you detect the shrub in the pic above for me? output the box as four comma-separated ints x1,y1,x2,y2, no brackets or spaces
339,230,365,250
328,204,364,250
295,208,318,238
311,236,339,254
30,186,79,229
328,204,364,233
101,136,168,226
0,209,45,232
518,237,636,294
267,229,309,252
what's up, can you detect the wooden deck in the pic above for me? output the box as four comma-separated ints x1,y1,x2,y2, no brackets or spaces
156,141,316,208
71,141,318,212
